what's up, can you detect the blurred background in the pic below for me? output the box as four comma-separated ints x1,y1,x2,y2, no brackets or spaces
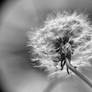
0,0,92,92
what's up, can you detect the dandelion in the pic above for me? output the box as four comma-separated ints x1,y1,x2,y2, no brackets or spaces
28,11,92,88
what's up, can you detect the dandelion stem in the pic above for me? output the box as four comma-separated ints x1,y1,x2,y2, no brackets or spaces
66,59,92,88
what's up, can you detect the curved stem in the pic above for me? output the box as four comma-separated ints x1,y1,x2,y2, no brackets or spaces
66,59,92,88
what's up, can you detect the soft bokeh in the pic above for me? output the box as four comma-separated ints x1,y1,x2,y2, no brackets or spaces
0,0,92,92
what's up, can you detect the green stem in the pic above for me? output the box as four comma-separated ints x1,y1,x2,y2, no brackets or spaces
66,59,92,88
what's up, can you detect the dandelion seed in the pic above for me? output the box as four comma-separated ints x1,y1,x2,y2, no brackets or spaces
28,11,92,87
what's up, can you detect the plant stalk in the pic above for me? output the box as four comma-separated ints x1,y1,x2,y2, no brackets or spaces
66,59,92,88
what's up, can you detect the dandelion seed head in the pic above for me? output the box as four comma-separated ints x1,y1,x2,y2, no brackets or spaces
28,11,92,75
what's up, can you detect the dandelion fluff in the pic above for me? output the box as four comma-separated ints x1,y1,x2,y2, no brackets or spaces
28,11,92,75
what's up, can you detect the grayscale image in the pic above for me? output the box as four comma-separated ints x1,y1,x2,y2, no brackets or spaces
0,0,92,92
